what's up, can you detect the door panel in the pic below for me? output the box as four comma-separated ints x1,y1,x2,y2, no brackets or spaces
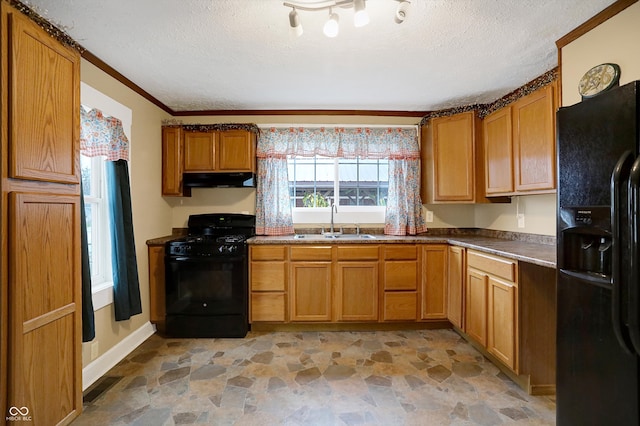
9,10,79,184
8,192,81,424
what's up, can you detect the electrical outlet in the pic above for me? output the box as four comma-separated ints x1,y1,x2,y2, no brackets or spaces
91,341,99,360
517,213,525,228
426,210,434,222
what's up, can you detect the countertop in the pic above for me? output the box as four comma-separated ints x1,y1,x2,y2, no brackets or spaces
147,229,557,269
248,233,556,269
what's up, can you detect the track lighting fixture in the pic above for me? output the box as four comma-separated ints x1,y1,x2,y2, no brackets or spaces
284,0,379,38
394,0,411,24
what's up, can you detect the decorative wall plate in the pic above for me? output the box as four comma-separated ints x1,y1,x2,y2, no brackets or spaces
578,63,621,99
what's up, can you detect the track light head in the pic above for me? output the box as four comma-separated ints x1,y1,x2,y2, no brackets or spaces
289,7,303,37
353,0,369,28
323,10,339,38
395,0,411,24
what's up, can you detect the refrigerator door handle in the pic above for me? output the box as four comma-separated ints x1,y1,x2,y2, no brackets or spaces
627,155,640,354
611,150,635,355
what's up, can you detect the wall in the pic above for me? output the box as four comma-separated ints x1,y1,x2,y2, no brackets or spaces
80,59,172,370
561,2,640,107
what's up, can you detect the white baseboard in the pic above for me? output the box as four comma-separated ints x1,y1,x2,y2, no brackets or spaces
82,321,156,391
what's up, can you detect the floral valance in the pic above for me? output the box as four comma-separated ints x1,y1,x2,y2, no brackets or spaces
257,127,419,160
80,107,129,161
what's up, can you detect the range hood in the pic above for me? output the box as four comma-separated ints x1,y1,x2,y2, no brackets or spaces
183,172,256,188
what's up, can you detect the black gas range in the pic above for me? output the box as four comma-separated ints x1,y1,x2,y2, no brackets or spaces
165,213,255,338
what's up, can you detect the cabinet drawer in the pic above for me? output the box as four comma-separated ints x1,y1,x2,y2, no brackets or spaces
383,292,417,320
251,262,286,291
336,245,379,260
251,245,286,261
467,251,516,282
290,246,332,261
384,245,417,260
251,293,286,322
384,261,418,290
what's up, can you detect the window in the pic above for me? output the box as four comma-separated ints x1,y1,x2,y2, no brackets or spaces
288,156,388,224
81,82,132,310
81,154,112,288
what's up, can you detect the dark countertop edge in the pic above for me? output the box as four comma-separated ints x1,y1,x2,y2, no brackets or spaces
247,235,557,269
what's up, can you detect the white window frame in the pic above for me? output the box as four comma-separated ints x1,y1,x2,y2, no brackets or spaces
289,156,388,225
81,82,132,310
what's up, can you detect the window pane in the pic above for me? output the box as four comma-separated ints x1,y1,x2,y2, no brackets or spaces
84,202,94,272
288,156,334,207
338,158,388,206
81,154,93,196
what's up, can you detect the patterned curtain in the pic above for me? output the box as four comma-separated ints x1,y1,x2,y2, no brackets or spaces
256,126,426,236
385,159,427,235
80,106,141,321
80,107,129,161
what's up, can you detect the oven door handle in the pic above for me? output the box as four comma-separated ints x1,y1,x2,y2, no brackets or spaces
168,255,246,263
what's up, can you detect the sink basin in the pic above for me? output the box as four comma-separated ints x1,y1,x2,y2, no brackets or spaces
293,234,376,240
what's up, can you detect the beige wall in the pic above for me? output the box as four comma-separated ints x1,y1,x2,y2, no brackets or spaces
80,59,172,366
561,3,640,107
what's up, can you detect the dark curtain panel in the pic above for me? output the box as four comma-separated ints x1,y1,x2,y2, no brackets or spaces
81,182,96,342
106,159,142,321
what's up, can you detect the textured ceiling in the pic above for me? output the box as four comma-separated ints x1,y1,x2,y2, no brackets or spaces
23,0,617,112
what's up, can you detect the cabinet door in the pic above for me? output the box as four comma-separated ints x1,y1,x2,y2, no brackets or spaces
488,276,517,371
289,262,332,321
161,127,185,196
512,84,556,192
421,245,447,320
9,192,82,424
428,112,476,202
483,107,514,195
466,268,488,346
335,262,378,321
148,245,166,326
184,131,216,171
447,246,465,329
218,130,255,172
9,8,79,184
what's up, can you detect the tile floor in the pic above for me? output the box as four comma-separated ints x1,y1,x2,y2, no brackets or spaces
76,329,556,425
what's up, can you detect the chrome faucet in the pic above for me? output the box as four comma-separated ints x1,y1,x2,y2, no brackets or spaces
330,202,337,234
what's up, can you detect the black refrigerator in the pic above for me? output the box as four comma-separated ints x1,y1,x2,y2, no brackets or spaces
557,80,640,425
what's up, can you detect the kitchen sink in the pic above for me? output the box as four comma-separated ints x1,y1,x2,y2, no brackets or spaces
293,234,376,240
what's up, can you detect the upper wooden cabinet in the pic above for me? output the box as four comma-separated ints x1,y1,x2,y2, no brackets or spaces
483,83,557,196
9,5,80,185
184,130,255,173
483,107,514,195
162,126,188,196
512,84,556,192
218,130,256,171
184,131,217,171
421,111,485,203
161,127,257,196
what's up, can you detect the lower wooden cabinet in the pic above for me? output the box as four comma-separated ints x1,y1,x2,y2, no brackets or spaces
290,261,332,321
335,245,379,321
148,244,166,327
382,245,418,321
421,245,448,320
250,245,287,322
466,250,518,372
447,245,465,329
488,276,517,370
465,268,488,346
